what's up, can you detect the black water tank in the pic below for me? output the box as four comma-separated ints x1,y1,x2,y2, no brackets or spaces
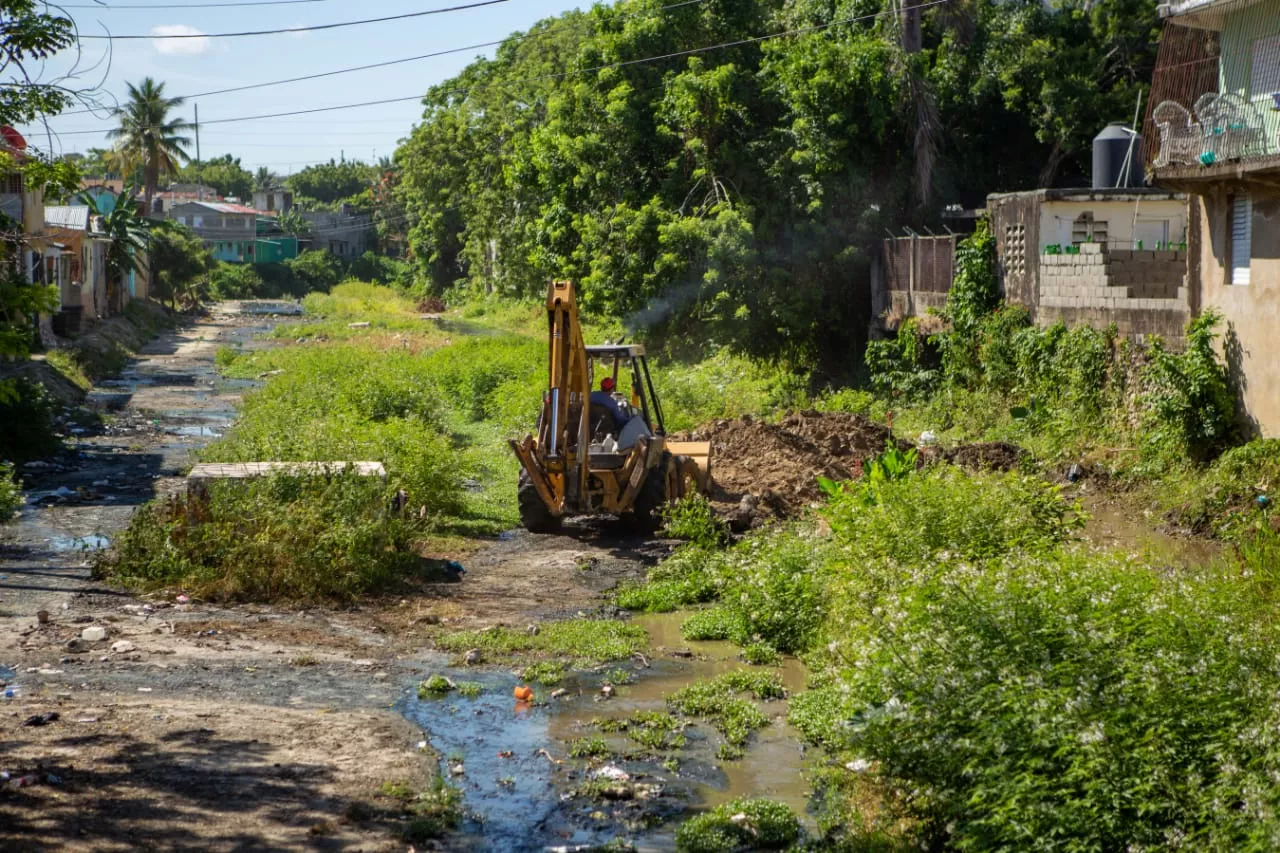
1093,122,1144,189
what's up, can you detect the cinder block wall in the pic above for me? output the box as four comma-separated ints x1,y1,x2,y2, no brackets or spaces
1037,244,1190,347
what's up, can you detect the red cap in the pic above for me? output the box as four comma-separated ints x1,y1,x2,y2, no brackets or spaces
601,376,615,393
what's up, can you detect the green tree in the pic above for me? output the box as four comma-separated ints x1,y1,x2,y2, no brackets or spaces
285,249,346,292
147,221,214,308
0,0,76,395
177,154,253,200
107,78,193,206
286,160,375,208
206,262,263,300
254,166,279,192
276,208,312,236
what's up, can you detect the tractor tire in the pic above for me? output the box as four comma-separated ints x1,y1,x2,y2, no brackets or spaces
623,451,671,535
518,470,562,534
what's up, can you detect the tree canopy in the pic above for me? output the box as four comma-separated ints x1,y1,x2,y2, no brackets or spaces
176,154,253,200
392,0,1158,371
286,160,376,211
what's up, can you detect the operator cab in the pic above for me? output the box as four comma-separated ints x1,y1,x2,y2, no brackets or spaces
585,344,666,462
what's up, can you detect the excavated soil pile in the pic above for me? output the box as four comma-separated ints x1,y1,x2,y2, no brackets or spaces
943,441,1025,472
679,411,910,521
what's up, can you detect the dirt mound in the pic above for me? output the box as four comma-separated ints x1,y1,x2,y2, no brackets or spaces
679,411,908,522
944,441,1025,472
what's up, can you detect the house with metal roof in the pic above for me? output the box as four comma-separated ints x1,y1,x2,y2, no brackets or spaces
169,200,262,263
43,204,113,333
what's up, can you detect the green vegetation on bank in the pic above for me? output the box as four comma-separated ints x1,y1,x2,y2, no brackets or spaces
626,451,1280,845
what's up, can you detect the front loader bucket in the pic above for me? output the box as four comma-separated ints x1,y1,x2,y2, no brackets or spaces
666,440,713,497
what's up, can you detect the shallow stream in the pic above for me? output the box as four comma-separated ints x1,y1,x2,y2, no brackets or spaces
400,612,813,851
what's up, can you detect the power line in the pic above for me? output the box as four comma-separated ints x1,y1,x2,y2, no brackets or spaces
44,1,949,136
78,0,510,39
55,0,708,116
65,0,335,7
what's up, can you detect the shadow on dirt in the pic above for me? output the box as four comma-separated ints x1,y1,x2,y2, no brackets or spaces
0,726,393,852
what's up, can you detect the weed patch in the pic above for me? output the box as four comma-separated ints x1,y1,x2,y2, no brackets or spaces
667,670,782,754
436,619,647,663
94,475,443,602
675,798,802,852
567,736,611,759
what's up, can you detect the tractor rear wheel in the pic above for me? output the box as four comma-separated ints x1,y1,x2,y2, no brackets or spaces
623,451,671,534
518,470,562,534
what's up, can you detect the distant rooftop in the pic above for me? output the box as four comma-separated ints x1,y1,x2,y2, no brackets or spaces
172,200,260,215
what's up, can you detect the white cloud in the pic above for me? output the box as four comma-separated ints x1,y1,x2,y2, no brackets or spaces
151,25,210,56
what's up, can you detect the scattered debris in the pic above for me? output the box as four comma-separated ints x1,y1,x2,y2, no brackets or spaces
111,640,136,654
513,685,534,702
463,648,483,665
80,626,107,642
593,765,630,783
22,711,59,727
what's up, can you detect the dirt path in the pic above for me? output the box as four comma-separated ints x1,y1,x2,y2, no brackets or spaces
0,305,678,851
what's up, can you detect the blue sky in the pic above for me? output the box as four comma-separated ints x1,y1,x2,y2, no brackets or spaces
19,0,582,175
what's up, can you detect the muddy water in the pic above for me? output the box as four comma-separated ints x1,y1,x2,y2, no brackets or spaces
401,612,813,851
1081,499,1221,569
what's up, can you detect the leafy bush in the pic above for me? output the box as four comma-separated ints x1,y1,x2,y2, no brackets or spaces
1144,310,1236,462
661,494,727,547
206,261,264,300
675,798,802,853
287,249,347,292
95,475,434,601
824,463,1080,566
806,544,1280,850
934,220,999,387
652,348,808,432
1165,438,1280,536
0,463,21,521
864,319,938,398
0,379,60,464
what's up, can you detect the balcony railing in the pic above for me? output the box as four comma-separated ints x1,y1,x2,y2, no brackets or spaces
1143,11,1280,173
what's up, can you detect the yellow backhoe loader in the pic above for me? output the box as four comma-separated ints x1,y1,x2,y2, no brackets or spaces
509,280,712,533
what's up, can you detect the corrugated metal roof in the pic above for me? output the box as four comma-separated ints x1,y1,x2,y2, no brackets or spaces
176,200,259,215
44,205,90,231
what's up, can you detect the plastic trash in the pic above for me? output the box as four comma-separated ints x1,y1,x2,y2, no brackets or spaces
1257,495,1271,508
513,685,534,701
21,712,59,727
593,765,631,782
1067,464,1084,483
80,626,107,642
919,430,938,446
175,594,190,604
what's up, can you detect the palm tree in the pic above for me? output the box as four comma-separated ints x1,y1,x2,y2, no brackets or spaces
106,78,193,206
254,166,279,192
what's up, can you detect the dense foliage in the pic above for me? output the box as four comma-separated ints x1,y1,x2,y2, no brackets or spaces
624,448,1280,847
394,0,1158,370
176,153,254,200
286,159,376,212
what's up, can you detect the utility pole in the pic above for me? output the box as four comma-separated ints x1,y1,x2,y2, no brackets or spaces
195,103,202,201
